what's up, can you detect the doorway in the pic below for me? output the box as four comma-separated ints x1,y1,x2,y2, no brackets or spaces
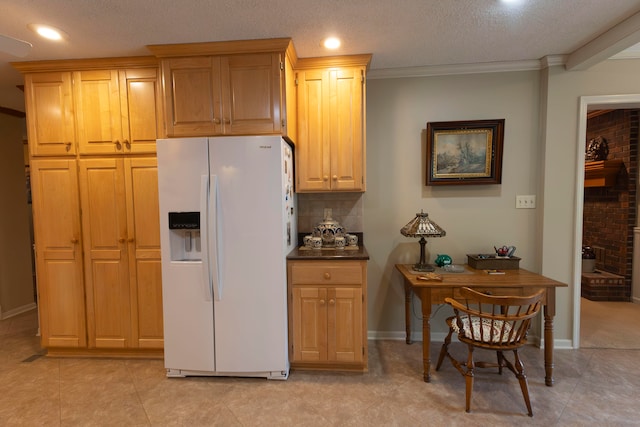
574,95,640,348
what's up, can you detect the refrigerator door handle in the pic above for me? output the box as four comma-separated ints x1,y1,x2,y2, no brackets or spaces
210,174,223,301
200,174,213,302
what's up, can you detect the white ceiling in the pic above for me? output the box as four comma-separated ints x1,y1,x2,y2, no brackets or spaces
2,0,640,113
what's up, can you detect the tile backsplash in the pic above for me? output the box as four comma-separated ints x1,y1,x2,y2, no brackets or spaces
296,193,363,233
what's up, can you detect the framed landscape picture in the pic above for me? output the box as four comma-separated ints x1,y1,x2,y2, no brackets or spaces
426,119,504,186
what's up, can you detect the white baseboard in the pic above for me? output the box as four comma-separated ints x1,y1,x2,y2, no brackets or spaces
0,302,37,320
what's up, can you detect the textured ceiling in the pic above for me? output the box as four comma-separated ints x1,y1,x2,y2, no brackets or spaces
2,0,640,112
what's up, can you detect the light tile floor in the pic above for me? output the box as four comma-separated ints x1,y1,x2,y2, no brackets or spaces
1,309,639,426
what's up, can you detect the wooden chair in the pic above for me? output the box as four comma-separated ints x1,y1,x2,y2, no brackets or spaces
436,287,544,416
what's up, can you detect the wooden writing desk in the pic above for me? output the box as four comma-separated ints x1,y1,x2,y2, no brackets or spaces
395,264,567,385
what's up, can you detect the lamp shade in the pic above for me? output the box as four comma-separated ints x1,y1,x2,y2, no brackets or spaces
400,210,446,238
400,210,445,272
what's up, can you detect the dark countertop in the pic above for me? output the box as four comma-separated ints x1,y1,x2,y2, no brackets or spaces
287,244,369,261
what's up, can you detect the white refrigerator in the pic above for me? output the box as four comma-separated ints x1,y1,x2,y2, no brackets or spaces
156,135,296,379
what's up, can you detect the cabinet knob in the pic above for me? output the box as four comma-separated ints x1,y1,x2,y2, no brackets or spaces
224,118,231,124
319,299,325,305
324,272,331,280
70,238,78,244
213,118,221,124
323,175,329,181
128,238,134,243
332,175,338,181
65,142,72,151
329,299,335,305
123,139,130,149
114,140,122,149
118,238,126,243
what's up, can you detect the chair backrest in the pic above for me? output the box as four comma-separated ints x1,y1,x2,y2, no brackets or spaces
445,287,544,349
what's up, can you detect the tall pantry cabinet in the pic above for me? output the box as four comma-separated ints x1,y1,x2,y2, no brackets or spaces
14,57,165,356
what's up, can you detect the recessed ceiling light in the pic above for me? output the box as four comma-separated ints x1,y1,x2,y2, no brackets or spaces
28,24,67,41
323,37,341,50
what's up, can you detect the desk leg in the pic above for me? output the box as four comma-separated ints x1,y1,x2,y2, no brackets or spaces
404,281,412,344
419,289,432,382
544,289,556,386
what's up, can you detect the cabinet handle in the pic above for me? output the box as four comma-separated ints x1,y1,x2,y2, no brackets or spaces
65,142,72,151
114,140,122,150
319,299,325,305
332,175,338,181
329,299,335,305
324,272,331,280
123,139,130,149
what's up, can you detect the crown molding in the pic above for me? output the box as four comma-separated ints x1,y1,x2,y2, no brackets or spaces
367,58,552,80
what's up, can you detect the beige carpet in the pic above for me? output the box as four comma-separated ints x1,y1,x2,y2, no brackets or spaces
580,297,640,349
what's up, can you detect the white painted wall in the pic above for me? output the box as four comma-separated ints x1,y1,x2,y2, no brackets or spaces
541,60,640,345
364,70,541,339
364,58,640,345
0,114,35,318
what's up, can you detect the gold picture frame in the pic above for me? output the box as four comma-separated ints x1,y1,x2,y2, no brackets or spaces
426,119,504,186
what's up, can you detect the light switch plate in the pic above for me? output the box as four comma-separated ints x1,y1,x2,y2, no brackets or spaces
516,195,536,209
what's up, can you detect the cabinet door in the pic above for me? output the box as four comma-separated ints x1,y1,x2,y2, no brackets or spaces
291,286,328,362
79,158,131,349
330,68,365,191
24,72,76,156
328,287,363,363
295,69,330,191
124,157,163,349
221,53,282,135
119,68,163,153
30,159,86,348
161,56,222,137
74,70,125,155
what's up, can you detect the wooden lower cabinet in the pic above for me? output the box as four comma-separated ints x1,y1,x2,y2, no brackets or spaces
288,260,367,371
30,159,86,348
79,157,163,350
30,157,163,355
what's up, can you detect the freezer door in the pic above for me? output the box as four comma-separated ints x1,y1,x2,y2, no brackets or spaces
208,136,293,375
157,137,216,373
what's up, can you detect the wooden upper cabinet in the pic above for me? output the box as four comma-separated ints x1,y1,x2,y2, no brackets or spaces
121,68,164,153
295,55,371,192
224,53,282,135
74,67,162,155
161,56,222,136
30,159,86,348
24,72,77,156
160,52,283,137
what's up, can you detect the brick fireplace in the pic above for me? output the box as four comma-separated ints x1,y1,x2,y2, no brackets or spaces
582,109,638,301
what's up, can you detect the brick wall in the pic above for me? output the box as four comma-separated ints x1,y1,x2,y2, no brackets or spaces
583,109,638,301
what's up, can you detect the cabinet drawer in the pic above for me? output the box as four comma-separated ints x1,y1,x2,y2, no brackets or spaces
290,262,363,285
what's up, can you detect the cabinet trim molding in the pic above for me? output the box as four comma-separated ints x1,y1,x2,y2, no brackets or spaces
12,56,159,73
147,38,295,58
296,54,372,70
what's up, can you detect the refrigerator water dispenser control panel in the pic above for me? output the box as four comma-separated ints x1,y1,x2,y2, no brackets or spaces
169,212,200,229
168,212,202,261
